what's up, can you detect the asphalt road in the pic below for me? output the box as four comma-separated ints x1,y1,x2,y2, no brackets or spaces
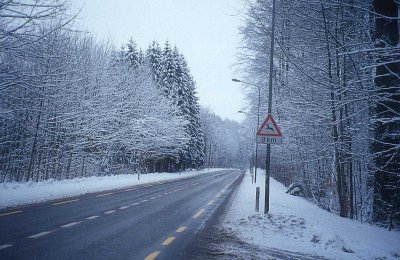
0,169,243,260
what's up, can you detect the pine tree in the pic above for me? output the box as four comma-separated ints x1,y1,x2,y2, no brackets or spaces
145,41,163,86
161,41,178,99
144,41,205,170
126,39,140,69
177,53,205,168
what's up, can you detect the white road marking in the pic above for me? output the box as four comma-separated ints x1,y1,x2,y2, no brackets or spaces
0,210,22,217
104,210,116,214
157,194,163,197
28,231,52,238
149,197,157,200
140,199,148,203
119,206,129,210
85,215,99,220
0,244,12,250
52,199,79,206
61,221,81,228
124,188,135,192
131,202,141,206
164,192,169,195
96,192,113,197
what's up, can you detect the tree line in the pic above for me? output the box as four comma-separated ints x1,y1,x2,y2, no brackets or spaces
238,0,399,229
0,0,208,182
200,107,249,169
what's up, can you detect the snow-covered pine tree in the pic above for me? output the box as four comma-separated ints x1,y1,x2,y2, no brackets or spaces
145,41,163,86
175,52,205,169
160,41,178,100
146,41,162,85
125,39,141,69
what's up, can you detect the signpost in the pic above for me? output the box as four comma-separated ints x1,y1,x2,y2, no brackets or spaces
256,114,282,144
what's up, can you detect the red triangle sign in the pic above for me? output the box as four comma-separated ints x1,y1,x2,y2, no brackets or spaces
256,114,282,137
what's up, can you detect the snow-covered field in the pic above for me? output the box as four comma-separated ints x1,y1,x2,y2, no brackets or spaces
224,170,400,260
0,168,227,209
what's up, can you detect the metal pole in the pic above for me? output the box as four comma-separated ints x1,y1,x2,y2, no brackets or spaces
265,0,276,214
232,79,261,184
208,142,212,169
255,187,260,212
254,87,260,183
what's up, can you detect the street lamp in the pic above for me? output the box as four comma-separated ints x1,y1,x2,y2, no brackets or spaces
233,78,261,184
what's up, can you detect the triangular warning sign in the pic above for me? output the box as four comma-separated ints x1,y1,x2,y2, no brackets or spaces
256,114,282,137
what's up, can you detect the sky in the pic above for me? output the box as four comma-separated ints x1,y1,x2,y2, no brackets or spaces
71,0,247,122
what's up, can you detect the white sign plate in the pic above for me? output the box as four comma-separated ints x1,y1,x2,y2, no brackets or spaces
256,114,282,144
256,135,282,144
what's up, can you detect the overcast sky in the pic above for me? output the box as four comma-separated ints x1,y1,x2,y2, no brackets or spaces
71,0,247,122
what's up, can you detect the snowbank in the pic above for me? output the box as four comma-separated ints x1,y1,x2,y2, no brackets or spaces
0,168,227,209
224,170,400,259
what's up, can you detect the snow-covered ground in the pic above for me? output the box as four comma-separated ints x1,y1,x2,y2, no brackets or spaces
0,168,227,209
224,170,400,260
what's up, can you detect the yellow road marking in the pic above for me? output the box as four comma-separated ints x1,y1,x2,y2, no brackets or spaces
207,200,214,206
161,236,175,246
52,199,79,206
144,251,160,260
193,209,205,219
96,192,113,197
176,227,186,233
0,210,22,217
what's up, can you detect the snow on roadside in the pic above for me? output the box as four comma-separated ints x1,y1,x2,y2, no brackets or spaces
0,168,228,209
224,170,400,260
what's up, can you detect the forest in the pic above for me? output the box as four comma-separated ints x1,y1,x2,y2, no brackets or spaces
237,0,399,229
0,0,244,183
0,0,398,230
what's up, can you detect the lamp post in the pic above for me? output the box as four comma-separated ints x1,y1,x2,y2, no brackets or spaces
238,110,257,183
233,78,261,183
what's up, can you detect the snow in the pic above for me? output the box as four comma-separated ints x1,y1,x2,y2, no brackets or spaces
0,168,227,209
224,170,400,259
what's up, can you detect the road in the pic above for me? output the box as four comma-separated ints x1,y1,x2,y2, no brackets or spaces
0,169,243,260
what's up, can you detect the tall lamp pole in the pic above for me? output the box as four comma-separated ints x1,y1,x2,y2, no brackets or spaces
233,79,261,183
265,0,277,214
